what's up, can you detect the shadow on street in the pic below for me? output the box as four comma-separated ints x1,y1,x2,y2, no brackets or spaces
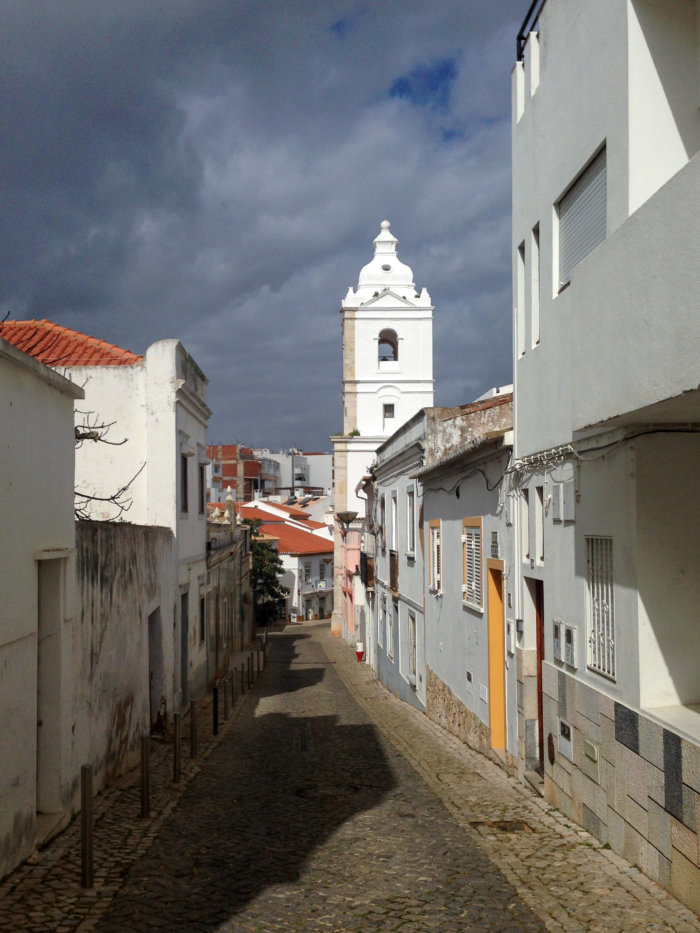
94,627,398,931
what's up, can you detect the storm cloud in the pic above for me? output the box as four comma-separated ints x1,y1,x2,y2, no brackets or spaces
0,1,523,449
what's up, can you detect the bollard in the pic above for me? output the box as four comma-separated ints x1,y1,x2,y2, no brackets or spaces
173,712,182,783
190,699,198,758
140,735,150,818
230,670,236,705
213,685,219,736
223,678,230,720
81,764,94,888
240,662,246,694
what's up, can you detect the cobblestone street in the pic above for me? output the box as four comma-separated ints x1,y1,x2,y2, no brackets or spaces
2,622,699,932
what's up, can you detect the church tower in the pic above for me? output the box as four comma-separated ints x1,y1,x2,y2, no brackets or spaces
331,221,434,636
342,219,434,439
334,220,434,520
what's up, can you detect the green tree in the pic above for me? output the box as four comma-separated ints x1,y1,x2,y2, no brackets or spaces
243,519,289,624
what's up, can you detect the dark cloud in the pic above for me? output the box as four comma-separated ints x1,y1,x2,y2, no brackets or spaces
0,1,525,450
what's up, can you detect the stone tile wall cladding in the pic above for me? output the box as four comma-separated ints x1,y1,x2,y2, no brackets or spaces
516,647,540,776
425,667,518,777
542,662,700,916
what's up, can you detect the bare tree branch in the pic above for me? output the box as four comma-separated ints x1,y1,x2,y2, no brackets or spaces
74,462,146,521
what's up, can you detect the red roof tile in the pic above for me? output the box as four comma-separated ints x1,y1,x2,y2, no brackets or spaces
257,523,332,556
0,319,142,366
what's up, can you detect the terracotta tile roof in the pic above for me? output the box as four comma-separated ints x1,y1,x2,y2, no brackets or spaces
257,522,333,556
0,319,142,366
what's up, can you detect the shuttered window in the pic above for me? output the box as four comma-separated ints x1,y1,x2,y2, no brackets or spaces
462,519,482,609
586,536,615,679
558,147,606,287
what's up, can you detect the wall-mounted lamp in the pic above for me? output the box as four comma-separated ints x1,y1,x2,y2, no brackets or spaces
336,510,358,535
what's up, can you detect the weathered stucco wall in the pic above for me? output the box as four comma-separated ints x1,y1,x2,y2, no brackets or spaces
0,340,82,881
73,521,176,797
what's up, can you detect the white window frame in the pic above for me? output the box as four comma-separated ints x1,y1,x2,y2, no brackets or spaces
406,486,416,556
387,600,394,659
586,536,615,680
461,518,483,610
391,490,397,551
429,520,441,592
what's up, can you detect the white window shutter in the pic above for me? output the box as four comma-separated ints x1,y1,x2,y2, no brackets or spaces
559,148,606,286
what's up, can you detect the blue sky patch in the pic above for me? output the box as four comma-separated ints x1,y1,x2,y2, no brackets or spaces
389,58,458,113
330,17,350,39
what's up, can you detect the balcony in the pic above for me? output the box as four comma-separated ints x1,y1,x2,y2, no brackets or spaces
389,550,399,594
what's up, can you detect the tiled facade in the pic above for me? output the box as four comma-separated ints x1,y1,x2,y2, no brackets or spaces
542,666,700,914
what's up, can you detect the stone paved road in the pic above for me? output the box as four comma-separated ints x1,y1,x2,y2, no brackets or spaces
2,623,699,932
93,625,545,932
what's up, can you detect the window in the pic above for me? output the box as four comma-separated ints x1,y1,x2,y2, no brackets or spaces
531,224,540,346
378,600,385,649
387,599,397,660
319,561,326,581
429,520,441,591
408,611,416,677
180,454,189,513
198,463,206,515
379,495,386,552
391,491,397,550
535,485,544,563
558,147,606,289
199,596,206,644
406,487,416,555
586,536,615,680
521,488,530,561
462,519,483,609
383,403,395,420
516,240,526,357
378,329,398,363
304,561,312,583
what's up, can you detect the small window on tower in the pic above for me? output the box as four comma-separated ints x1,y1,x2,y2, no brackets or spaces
383,404,395,420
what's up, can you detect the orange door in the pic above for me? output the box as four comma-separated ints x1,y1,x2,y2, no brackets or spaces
487,564,506,751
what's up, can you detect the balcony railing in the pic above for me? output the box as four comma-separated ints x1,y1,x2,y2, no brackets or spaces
389,550,399,594
517,0,547,61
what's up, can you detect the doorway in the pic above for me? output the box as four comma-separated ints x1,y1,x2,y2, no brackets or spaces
487,560,506,752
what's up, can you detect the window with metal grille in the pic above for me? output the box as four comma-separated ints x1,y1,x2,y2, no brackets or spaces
462,519,482,609
558,147,606,288
429,521,441,591
586,536,615,679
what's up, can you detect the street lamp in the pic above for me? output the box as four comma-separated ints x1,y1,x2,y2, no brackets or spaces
336,510,358,536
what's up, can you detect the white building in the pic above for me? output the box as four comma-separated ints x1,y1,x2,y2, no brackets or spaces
332,221,434,638
512,0,700,911
0,338,83,879
2,321,212,705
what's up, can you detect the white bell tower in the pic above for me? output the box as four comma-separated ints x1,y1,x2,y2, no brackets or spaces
331,220,434,637
342,219,434,439
333,220,434,519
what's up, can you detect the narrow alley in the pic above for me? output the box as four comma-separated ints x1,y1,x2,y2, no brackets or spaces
2,624,698,932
